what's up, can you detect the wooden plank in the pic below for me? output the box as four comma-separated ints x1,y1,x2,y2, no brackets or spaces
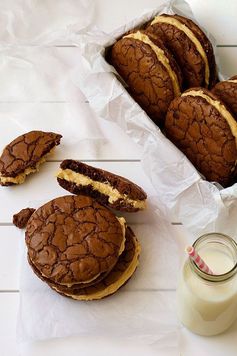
94,0,160,33
0,161,156,223
95,0,237,45
216,47,237,79
0,102,142,160
0,293,19,356
188,0,237,45
0,227,21,290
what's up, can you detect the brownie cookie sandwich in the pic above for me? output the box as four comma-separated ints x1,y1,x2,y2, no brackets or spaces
165,88,237,186
146,14,217,89
110,30,182,126
0,130,62,186
29,226,141,301
212,75,237,118
25,195,126,288
57,160,147,212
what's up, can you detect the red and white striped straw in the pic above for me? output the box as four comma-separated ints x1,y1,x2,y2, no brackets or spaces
186,246,214,275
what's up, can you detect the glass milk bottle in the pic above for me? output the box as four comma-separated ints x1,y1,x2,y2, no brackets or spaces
177,233,237,336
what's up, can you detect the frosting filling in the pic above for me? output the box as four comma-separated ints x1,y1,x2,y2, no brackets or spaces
57,168,146,210
227,79,237,84
124,31,180,96
151,15,210,86
117,217,126,255
0,148,55,185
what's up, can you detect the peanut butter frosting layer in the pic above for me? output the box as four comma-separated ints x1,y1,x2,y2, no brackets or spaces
57,160,147,212
57,169,146,210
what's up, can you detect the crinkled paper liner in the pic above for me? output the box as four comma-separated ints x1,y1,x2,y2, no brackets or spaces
0,0,94,45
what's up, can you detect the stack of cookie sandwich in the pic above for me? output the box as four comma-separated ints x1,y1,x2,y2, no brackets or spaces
15,160,147,301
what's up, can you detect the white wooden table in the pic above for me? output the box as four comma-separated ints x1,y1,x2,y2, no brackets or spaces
1,1,237,355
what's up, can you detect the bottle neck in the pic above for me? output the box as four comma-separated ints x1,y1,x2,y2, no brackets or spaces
189,233,237,282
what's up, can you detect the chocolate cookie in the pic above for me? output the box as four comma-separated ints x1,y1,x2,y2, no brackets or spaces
109,30,182,126
13,208,35,229
57,160,147,212
25,195,126,286
165,88,237,186
29,226,141,301
212,76,237,119
146,14,217,89
0,130,62,186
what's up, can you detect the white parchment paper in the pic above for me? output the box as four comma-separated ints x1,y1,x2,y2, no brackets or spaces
18,214,180,352
0,0,94,45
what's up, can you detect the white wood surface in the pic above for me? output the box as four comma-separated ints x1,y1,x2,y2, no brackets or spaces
95,0,237,45
0,293,19,356
1,1,237,356
216,48,237,78
0,227,21,290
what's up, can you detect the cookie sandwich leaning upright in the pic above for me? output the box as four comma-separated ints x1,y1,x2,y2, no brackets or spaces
212,75,237,118
109,30,183,127
165,88,237,187
146,14,218,89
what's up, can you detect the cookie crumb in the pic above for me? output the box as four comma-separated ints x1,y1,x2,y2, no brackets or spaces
13,208,35,229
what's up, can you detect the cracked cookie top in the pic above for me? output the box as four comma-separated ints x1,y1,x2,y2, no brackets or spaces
110,30,182,127
147,14,217,89
25,195,125,286
165,88,237,186
212,75,237,119
0,130,62,183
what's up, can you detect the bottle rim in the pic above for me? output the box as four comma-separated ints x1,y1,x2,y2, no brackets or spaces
190,232,237,282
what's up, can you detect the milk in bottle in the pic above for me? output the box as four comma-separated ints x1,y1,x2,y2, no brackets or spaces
177,233,237,336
